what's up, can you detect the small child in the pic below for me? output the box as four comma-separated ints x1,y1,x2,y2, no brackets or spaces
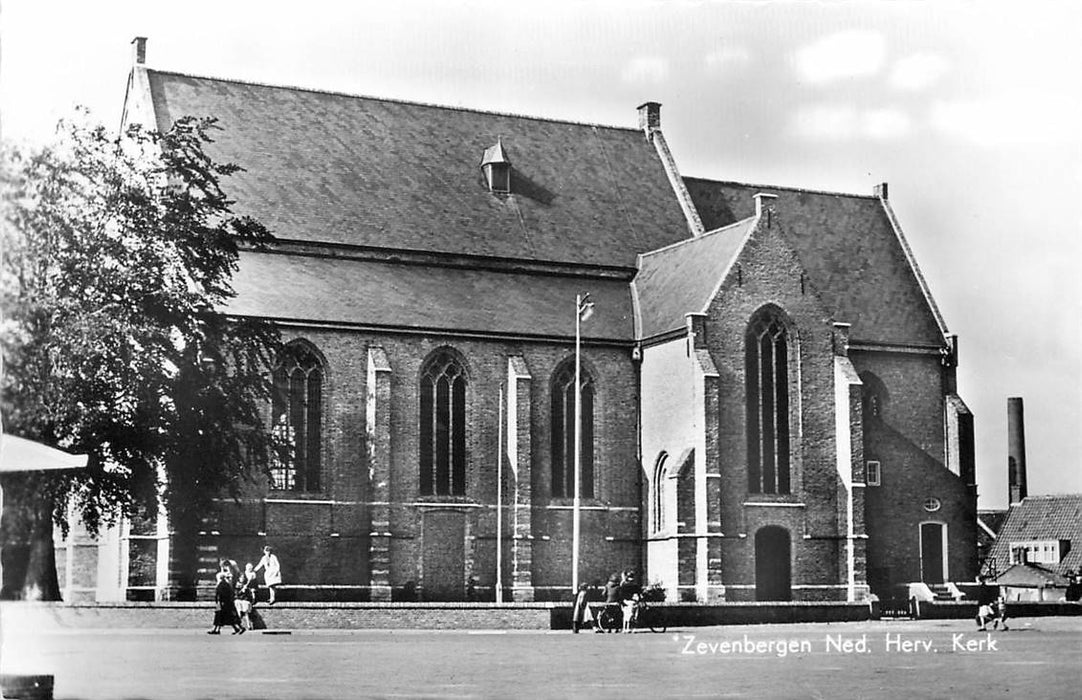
621,592,641,633
976,601,994,631
234,563,257,631
992,596,1009,631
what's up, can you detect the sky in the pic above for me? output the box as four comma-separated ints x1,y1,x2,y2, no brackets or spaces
2,0,1079,508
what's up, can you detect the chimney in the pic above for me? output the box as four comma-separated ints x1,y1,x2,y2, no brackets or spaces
874,182,889,199
132,36,147,66
1008,397,1028,504
637,102,661,137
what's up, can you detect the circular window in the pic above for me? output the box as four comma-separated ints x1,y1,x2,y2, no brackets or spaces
923,497,942,512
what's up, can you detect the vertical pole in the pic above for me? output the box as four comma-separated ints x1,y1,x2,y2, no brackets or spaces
497,384,504,603
572,294,582,595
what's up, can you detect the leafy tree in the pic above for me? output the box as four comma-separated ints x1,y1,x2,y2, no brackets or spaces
1,113,280,600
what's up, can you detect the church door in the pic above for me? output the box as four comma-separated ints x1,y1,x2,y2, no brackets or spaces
422,510,466,601
755,526,791,601
920,522,945,584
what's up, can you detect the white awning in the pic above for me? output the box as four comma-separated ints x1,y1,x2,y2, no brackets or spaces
0,434,88,473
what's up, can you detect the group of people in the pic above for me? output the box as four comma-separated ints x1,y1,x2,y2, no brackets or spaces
208,545,282,635
571,569,642,633
976,596,1009,631
974,578,1009,632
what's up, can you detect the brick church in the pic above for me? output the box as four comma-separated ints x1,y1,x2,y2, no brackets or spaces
79,38,979,603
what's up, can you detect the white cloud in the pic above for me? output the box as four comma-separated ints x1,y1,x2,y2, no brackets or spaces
705,47,750,74
863,108,912,140
621,56,669,85
889,53,950,91
791,104,856,140
790,104,911,141
929,93,1082,148
793,30,886,84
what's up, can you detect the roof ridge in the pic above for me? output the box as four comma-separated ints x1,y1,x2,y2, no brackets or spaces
683,175,878,201
147,68,640,133
638,215,756,260
1021,494,1082,500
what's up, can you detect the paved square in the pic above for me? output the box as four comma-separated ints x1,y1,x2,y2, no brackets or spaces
3,617,1079,699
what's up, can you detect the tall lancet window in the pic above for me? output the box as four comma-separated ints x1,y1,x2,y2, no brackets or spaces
551,360,595,498
420,349,468,496
270,342,323,492
746,307,793,495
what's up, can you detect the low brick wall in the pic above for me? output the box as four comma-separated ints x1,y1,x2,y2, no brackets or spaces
915,600,1082,620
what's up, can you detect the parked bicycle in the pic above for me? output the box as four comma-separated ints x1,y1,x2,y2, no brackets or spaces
595,600,667,633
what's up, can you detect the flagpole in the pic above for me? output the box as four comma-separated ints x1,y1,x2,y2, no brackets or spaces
497,383,504,604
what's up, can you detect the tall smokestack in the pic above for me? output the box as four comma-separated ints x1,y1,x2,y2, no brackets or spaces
1007,397,1027,504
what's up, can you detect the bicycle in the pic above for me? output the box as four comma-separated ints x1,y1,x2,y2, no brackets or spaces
636,599,668,633
595,600,667,633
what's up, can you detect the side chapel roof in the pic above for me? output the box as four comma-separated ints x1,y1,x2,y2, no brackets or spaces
633,216,757,339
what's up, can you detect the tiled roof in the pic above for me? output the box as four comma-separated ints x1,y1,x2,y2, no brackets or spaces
986,494,1082,577
683,179,946,346
993,563,1072,587
146,71,690,268
225,251,634,340
633,217,756,338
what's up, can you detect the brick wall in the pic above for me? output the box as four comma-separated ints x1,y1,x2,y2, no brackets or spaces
201,328,642,602
853,352,977,594
704,218,849,597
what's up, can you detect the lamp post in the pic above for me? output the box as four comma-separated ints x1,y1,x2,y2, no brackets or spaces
496,383,504,604
572,292,594,595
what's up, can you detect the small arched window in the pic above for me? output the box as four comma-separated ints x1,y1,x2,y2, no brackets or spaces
746,307,792,495
652,452,668,533
270,342,323,492
551,360,595,498
420,349,467,496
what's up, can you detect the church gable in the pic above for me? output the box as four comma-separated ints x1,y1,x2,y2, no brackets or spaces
142,71,690,268
683,178,946,347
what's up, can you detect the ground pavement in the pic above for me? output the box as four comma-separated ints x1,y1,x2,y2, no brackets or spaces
2,617,1080,699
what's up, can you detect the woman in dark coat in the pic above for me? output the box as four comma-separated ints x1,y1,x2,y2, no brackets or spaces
209,570,243,635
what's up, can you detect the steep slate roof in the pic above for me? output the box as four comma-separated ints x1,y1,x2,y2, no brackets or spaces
146,71,690,268
986,495,1082,577
226,251,634,341
633,216,756,338
683,178,945,346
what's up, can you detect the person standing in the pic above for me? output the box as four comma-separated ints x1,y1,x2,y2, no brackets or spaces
571,583,596,633
209,570,243,635
254,545,282,605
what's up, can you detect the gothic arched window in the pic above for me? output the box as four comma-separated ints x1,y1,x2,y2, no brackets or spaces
746,307,792,495
420,349,467,496
551,360,595,498
271,342,323,492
